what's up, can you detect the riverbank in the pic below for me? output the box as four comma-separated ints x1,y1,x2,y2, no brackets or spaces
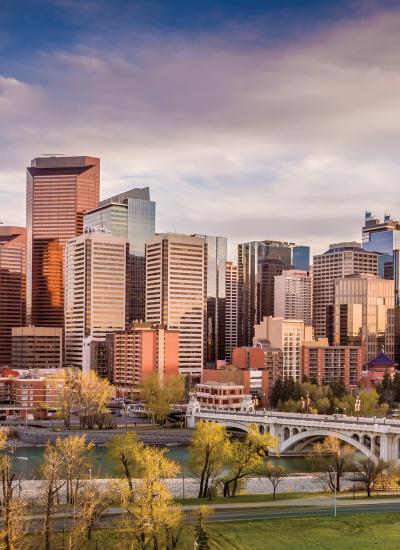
13,426,193,446
18,473,361,502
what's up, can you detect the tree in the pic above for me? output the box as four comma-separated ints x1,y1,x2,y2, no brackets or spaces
42,443,66,550
316,397,331,414
258,460,286,500
52,369,114,430
309,436,356,492
55,435,94,504
107,432,144,493
72,484,109,542
77,371,114,429
270,378,283,409
379,372,394,407
222,425,277,498
0,429,27,550
189,421,230,498
140,374,184,425
120,445,182,550
393,372,400,405
356,458,387,497
193,505,213,550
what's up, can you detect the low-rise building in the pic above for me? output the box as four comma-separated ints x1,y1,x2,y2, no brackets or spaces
12,327,63,370
0,369,65,418
362,352,396,384
193,381,246,410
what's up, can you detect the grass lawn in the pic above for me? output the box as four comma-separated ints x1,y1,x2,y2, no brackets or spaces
25,513,400,549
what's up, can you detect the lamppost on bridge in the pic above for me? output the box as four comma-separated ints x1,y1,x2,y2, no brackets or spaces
355,396,361,422
306,392,310,415
301,396,305,416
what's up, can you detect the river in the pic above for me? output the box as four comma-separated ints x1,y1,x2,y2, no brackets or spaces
10,445,316,479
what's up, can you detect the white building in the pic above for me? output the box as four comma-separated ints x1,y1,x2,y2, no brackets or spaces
254,316,313,380
274,270,312,326
64,229,127,371
145,233,206,379
225,261,238,363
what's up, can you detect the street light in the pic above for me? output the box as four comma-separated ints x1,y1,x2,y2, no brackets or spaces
329,465,337,518
355,396,361,422
182,473,185,500
306,392,310,415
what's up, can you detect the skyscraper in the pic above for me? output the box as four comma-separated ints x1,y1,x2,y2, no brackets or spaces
225,261,238,363
0,226,26,367
334,274,394,362
194,235,226,366
27,156,100,327
313,242,378,342
145,234,207,380
274,269,313,325
84,187,155,323
362,212,400,301
64,228,127,371
292,246,311,272
238,240,293,347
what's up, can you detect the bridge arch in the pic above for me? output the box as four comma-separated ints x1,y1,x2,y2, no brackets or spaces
280,429,378,462
220,421,250,433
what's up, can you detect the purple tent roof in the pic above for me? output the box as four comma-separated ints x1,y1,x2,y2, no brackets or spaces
366,352,396,368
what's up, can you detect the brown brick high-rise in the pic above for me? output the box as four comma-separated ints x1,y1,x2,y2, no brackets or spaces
26,156,99,327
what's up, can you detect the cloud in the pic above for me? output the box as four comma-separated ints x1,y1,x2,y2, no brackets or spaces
2,9,400,259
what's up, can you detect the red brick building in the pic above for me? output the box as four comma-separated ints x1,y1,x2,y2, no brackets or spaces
106,323,179,393
302,341,363,388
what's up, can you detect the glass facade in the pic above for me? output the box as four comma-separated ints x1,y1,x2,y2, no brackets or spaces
84,188,155,323
238,240,293,347
292,246,310,272
0,227,26,367
194,235,227,365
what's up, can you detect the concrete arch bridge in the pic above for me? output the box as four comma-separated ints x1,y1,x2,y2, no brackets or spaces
186,398,400,462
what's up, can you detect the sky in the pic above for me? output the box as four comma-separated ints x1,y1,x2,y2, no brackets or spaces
1,0,400,260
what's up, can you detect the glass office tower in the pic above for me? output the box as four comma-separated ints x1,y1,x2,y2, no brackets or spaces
238,240,294,347
292,246,310,272
84,187,155,323
194,235,227,366
362,212,400,304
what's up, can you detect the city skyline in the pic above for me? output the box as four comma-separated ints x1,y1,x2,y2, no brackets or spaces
2,1,400,259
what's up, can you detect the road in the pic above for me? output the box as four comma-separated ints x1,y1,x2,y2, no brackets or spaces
22,496,400,533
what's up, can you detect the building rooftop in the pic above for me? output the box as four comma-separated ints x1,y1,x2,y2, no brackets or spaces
366,352,396,368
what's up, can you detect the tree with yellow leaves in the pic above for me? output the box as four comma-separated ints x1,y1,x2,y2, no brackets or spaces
221,424,277,497
120,445,182,550
309,435,356,492
189,421,230,498
55,435,94,504
107,432,144,493
0,428,27,550
140,374,184,425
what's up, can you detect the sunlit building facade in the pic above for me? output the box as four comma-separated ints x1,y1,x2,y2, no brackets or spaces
313,242,378,343
145,233,207,379
225,261,238,363
85,187,155,324
26,156,100,327
274,269,313,326
334,274,394,362
64,229,127,371
0,227,26,367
